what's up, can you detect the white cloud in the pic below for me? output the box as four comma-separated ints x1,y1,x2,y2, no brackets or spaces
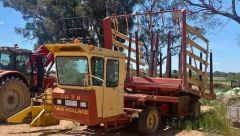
0,21,4,25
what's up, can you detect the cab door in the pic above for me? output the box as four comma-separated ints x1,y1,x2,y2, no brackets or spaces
91,56,104,118
102,58,124,118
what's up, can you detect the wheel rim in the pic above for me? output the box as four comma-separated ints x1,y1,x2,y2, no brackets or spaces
146,111,158,130
3,89,20,111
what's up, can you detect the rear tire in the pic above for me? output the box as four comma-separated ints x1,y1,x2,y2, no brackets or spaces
138,106,160,135
0,77,30,122
191,99,201,118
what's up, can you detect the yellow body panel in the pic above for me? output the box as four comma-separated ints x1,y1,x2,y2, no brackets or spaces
93,86,104,117
102,57,125,118
7,88,59,127
46,43,126,118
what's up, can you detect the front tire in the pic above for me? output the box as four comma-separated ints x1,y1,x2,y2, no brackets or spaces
138,106,160,135
0,77,30,121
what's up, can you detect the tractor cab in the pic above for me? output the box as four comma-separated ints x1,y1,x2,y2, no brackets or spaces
46,43,127,126
0,46,32,72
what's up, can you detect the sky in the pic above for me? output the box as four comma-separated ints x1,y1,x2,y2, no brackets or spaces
0,4,240,72
0,5,36,50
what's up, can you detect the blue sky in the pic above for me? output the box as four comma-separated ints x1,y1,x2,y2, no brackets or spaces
0,5,36,50
208,19,240,73
0,4,239,72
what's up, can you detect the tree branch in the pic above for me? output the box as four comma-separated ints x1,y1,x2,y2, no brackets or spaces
186,0,240,24
232,0,238,16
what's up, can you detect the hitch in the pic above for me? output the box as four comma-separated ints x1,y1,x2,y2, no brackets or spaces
7,88,59,127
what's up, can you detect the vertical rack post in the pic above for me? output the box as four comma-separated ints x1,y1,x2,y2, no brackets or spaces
188,56,192,88
166,32,172,78
178,52,182,78
103,17,113,49
199,52,203,91
181,10,187,88
210,51,214,94
159,52,163,78
154,32,160,77
149,31,155,77
135,31,140,77
126,33,132,78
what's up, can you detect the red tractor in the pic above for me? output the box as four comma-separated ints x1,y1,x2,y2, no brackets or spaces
0,45,54,121
1,17,88,122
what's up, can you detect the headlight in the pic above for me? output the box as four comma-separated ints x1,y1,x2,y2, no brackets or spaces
56,99,62,105
79,102,87,108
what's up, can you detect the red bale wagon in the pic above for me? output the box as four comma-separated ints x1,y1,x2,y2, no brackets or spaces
45,9,216,135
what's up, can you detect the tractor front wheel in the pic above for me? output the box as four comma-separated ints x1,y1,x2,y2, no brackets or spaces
0,77,30,122
138,106,160,135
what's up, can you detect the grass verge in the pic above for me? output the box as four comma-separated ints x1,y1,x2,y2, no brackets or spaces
177,101,240,136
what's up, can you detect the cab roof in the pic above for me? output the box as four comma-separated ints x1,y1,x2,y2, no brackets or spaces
45,43,126,58
0,47,32,54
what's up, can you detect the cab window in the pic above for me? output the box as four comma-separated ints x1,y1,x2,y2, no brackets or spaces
106,59,119,87
17,54,29,72
56,56,88,86
91,57,104,86
0,52,14,70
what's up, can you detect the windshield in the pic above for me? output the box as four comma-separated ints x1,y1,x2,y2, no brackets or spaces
0,52,14,70
56,56,88,86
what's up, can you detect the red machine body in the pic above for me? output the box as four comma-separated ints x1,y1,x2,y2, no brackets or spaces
50,9,216,134
28,45,55,92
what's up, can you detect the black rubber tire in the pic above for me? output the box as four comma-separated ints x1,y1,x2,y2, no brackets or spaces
0,77,30,122
192,99,201,118
138,106,160,135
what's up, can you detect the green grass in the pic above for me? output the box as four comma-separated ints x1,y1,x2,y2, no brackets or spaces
176,101,240,136
200,99,219,106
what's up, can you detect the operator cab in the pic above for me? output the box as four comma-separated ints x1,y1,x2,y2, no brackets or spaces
0,46,32,72
46,43,127,126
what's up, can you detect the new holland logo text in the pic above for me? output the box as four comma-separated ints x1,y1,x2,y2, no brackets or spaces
54,105,88,115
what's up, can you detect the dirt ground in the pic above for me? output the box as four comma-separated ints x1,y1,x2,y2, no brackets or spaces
0,106,213,136
0,121,209,136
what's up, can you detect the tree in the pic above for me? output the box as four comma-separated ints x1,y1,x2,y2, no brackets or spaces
134,0,178,66
178,0,240,24
1,0,82,45
1,0,136,46
133,0,216,68
83,0,136,46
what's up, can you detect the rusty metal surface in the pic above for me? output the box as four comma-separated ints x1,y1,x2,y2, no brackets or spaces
125,77,182,91
124,94,180,103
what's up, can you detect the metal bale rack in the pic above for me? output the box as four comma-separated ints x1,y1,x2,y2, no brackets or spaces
102,9,215,118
